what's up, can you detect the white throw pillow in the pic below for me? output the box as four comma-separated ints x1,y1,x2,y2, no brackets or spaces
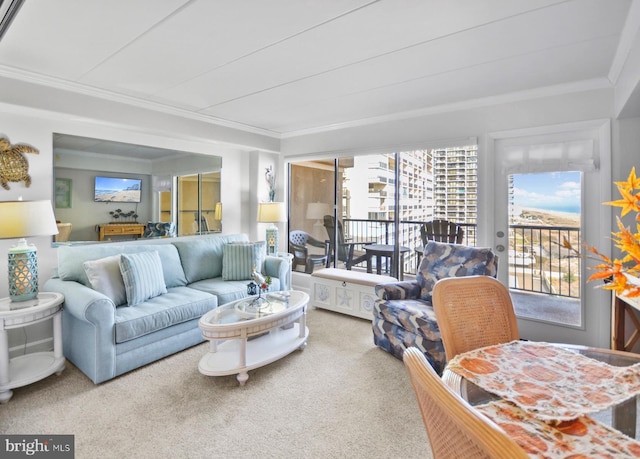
82,255,127,306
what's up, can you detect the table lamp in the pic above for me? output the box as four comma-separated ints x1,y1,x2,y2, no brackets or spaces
257,202,286,256
0,199,59,302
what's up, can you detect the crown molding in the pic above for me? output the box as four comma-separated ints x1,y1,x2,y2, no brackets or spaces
0,65,282,139
280,78,613,139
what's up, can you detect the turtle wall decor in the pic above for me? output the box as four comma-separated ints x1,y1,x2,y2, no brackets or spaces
0,136,39,190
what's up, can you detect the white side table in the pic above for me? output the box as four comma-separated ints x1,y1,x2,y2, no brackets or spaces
0,292,65,403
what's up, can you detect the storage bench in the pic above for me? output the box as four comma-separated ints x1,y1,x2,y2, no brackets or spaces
311,268,397,319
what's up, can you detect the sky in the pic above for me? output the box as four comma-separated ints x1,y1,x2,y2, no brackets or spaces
512,171,581,214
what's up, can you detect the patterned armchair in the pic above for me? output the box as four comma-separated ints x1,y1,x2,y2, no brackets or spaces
143,222,177,238
372,240,498,373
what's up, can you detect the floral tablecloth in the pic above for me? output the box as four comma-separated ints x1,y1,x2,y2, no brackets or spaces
446,340,640,422
476,400,640,458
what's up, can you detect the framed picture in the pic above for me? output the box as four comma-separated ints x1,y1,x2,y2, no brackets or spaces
55,178,72,208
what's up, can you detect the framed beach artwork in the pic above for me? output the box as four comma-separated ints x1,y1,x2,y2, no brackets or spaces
55,178,72,208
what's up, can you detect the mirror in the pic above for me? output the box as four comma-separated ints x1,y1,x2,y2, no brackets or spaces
53,133,222,243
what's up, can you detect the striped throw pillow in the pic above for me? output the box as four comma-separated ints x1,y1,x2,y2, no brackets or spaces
119,251,168,306
222,242,266,281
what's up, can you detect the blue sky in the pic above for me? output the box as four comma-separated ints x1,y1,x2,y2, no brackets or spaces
512,171,581,213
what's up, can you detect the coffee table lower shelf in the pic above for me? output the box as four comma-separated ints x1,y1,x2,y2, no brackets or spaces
198,323,309,385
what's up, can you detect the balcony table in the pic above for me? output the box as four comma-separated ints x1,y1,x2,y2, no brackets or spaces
364,244,410,280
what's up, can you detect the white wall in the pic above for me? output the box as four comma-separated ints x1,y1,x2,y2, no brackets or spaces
281,87,624,349
0,100,273,353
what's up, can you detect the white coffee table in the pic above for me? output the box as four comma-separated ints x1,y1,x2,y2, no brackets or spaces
198,290,309,385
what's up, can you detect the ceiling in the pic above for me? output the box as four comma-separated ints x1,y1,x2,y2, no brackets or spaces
0,0,635,137
52,133,197,161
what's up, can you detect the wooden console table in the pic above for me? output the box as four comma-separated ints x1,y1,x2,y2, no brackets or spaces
612,292,640,352
98,223,146,241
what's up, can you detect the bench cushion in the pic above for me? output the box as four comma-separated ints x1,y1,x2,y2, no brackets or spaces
311,267,396,286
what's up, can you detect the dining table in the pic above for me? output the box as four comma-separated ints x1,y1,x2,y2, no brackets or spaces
442,341,640,440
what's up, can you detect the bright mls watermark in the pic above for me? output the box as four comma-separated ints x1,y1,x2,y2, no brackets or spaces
1,435,74,458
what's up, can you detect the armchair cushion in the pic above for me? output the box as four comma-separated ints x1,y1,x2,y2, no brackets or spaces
416,241,497,302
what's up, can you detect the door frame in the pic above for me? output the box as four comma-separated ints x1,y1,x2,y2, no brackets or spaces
480,119,612,348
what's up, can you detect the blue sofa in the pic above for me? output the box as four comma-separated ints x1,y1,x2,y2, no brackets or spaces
372,241,498,373
44,233,290,383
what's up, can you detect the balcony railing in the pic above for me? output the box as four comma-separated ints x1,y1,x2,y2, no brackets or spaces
340,219,581,299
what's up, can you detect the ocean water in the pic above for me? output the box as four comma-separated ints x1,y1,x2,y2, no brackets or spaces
537,204,581,214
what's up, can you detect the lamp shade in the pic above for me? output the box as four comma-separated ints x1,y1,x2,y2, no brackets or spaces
214,202,222,221
0,200,58,302
256,202,286,223
306,202,330,220
0,200,59,239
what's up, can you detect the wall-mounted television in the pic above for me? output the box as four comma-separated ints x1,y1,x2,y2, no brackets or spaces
94,176,142,203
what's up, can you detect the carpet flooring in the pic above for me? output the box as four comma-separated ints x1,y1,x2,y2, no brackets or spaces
0,307,432,459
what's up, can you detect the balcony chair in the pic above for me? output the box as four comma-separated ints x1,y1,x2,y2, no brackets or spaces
288,230,329,274
421,219,464,244
402,347,529,459
323,215,372,270
416,219,464,269
373,240,498,373
432,275,518,362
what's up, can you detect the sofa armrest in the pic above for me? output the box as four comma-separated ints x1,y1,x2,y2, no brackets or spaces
263,256,291,290
44,278,116,327
375,281,421,300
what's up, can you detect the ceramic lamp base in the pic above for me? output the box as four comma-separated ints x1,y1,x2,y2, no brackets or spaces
265,227,278,256
8,244,38,302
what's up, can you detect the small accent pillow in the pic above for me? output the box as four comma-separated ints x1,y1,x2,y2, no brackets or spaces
417,241,497,302
222,241,266,281
119,251,167,306
82,255,127,306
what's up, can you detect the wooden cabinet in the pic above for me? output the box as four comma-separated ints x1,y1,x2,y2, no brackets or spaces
98,223,145,241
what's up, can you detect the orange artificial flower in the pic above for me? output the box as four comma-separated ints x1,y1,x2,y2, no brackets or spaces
568,167,640,298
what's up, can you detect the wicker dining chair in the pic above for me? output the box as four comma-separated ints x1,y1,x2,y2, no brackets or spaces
403,347,528,459
432,275,519,362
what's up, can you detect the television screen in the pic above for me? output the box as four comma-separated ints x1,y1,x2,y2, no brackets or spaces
94,176,142,203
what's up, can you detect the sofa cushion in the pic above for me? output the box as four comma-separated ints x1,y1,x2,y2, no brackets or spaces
120,251,168,306
57,243,187,288
222,241,266,281
172,234,249,283
82,255,127,306
416,241,497,302
114,286,216,343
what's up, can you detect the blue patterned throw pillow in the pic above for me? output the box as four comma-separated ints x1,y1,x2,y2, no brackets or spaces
119,251,168,306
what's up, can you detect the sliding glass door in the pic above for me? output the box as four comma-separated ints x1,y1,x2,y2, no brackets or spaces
288,144,478,277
